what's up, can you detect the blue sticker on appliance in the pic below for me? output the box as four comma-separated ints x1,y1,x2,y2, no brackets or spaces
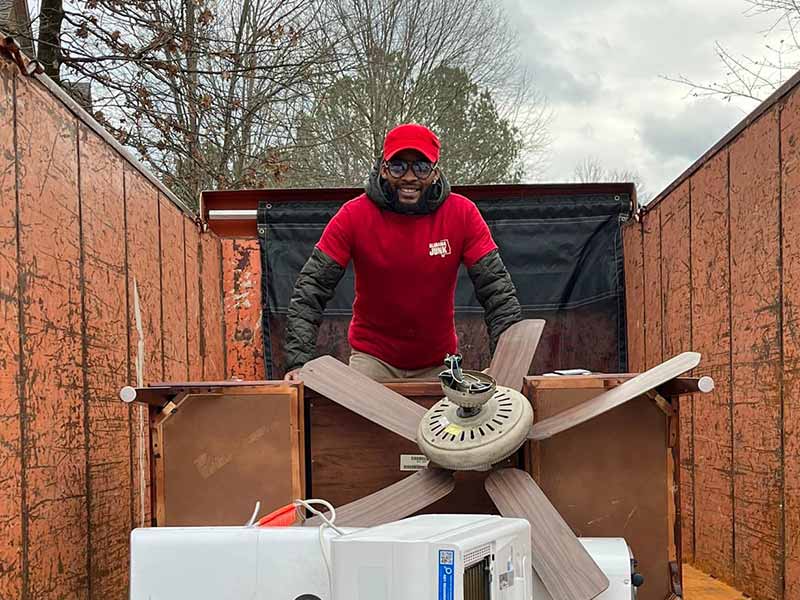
438,549,455,600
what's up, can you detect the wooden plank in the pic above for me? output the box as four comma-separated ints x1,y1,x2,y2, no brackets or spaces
184,219,202,380
729,108,782,600
125,380,295,406
305,468,455,527
527,388,672,600
526,374,707,392
487,319,545,390
658,375,715,396
200,233,225,379
485,468,609,600
78,125,132,598
782,86,800,600
301,355,426,442
0,60,22,600
643,206,663,369
159,197,188,381
151,421,166,526
691,150,734,582
125,171,163,529
623,220,645,372
16,76,88,599
222,239,265,380
683,564,747,600
291,386,305,502
660,183,694,565
529,375,630,390
159,388,303,525
528,352,700,441
667,435,679,567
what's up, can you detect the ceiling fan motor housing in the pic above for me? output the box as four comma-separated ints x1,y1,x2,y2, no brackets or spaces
417,386,533,471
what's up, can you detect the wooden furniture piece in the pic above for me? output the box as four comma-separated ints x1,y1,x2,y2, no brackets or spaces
136,381,304,526
523,373,697,600
134,372,703,600
304,380,518,515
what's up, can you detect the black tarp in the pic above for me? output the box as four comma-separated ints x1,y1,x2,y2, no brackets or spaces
257,191,630,378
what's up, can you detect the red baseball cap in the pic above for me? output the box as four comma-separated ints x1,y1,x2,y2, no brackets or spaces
383,123,441,162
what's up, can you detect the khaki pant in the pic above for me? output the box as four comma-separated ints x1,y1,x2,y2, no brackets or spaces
349,350,442,381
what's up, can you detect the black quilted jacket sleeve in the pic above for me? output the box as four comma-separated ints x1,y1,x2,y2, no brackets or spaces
284,248,346,372
467,249,523,353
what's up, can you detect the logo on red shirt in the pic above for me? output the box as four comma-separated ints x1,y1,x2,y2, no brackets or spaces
429,239,451,258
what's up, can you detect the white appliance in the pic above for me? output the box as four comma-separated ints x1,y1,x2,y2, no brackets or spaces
130,514,637,600
330,514,531,600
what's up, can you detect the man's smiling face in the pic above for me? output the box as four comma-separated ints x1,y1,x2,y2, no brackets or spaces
381,148,438,206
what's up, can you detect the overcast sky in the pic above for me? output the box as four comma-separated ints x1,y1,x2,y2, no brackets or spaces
502,0,785,201
22,0,785,201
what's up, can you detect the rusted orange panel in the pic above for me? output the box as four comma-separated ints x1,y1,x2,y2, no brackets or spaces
622,221,645,372
661,184,691,356
223,239,265,380
130,406,150,528
782,87,800,600
729,109,782,600
0,62,21,600
185,219,202,380
16,75,88,598
661,184,695,564
78,125,132,598
125,170,163,529
691,150,735,583
159,197,188,381
200,233,225,379
643,206,663,369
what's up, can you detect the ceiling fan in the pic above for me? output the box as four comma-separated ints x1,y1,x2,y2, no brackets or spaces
299,319,700,600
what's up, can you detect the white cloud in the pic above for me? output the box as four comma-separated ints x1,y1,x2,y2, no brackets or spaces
502,0,783,197
639,98,746,161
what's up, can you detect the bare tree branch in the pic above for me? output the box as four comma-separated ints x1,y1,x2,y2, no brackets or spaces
664,1,800,104
573,156,650,204
284,0,550,186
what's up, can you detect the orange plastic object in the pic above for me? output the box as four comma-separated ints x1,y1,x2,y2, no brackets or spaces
257,503,297,527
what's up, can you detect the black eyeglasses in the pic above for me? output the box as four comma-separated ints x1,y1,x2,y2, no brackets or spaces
384,158,436,179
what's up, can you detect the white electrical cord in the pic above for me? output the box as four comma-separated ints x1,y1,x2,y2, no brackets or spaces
292,498,344,590
245,501,261,527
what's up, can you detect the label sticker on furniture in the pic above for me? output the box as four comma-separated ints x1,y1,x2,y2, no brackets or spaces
400,454,430,471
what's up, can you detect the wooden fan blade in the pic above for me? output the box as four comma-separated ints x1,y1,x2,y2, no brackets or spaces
529,351,701,440
487,319,546,391
304,468,455,527
485,468,609,600
300,355,426,442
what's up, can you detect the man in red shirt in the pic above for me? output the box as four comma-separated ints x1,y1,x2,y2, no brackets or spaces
284,123,522,381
